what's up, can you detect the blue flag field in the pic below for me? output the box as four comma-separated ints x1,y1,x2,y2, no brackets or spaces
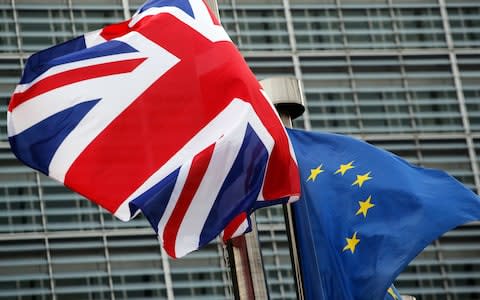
288,128,480,300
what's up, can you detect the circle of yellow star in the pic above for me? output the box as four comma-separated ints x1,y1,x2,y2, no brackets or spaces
356,195,375,218
352,171,372,187
307,164,324,182
334,161,355,176
342,232,360,254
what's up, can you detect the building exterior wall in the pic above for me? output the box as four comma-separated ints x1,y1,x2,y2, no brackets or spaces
0,0,479,299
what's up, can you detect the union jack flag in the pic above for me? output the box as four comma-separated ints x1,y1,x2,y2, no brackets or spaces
7,0,300,258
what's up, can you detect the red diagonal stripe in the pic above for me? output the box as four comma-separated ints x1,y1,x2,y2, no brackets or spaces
222,212,247,243
9,58,146,112
163,143,216,258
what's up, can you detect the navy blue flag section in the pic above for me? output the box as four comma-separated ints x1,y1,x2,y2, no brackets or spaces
287,128,480,300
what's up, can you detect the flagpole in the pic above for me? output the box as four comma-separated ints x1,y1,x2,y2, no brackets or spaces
204,1,270,299
260,77,306,300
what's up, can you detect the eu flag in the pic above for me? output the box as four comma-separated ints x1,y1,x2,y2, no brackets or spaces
287,128,480,300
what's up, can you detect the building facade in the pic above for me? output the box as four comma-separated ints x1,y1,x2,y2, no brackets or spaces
0,0,479,299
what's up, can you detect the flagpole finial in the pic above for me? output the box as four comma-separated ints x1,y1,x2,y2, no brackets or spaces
260,76,305,120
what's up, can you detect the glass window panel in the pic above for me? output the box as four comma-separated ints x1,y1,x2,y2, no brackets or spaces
16,5,75,52
458,54,480,131
403,55,461,133
169,243,231,298
393,6,446,48
0,150,42,233
0,8,18,53
108,235,167,299
0,59,21,141
0,239,51,299
291,6,342,50
245,56,294,79
233,4,289,51
48,237,111,298
299,54,462,134
38,176,103,232
342,7,396,49
447,4,480,48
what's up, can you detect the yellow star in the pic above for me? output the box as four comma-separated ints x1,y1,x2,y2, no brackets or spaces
307,164,324,182
342,232,360,254
356,195,375,218
334,161,355,176
352,171,372,187
387,287,398,299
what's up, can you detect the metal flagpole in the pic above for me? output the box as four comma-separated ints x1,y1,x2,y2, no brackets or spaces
204,1,269,299
260,77,306,300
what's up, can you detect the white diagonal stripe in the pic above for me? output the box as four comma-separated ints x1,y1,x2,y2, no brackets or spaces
173,117,248,257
